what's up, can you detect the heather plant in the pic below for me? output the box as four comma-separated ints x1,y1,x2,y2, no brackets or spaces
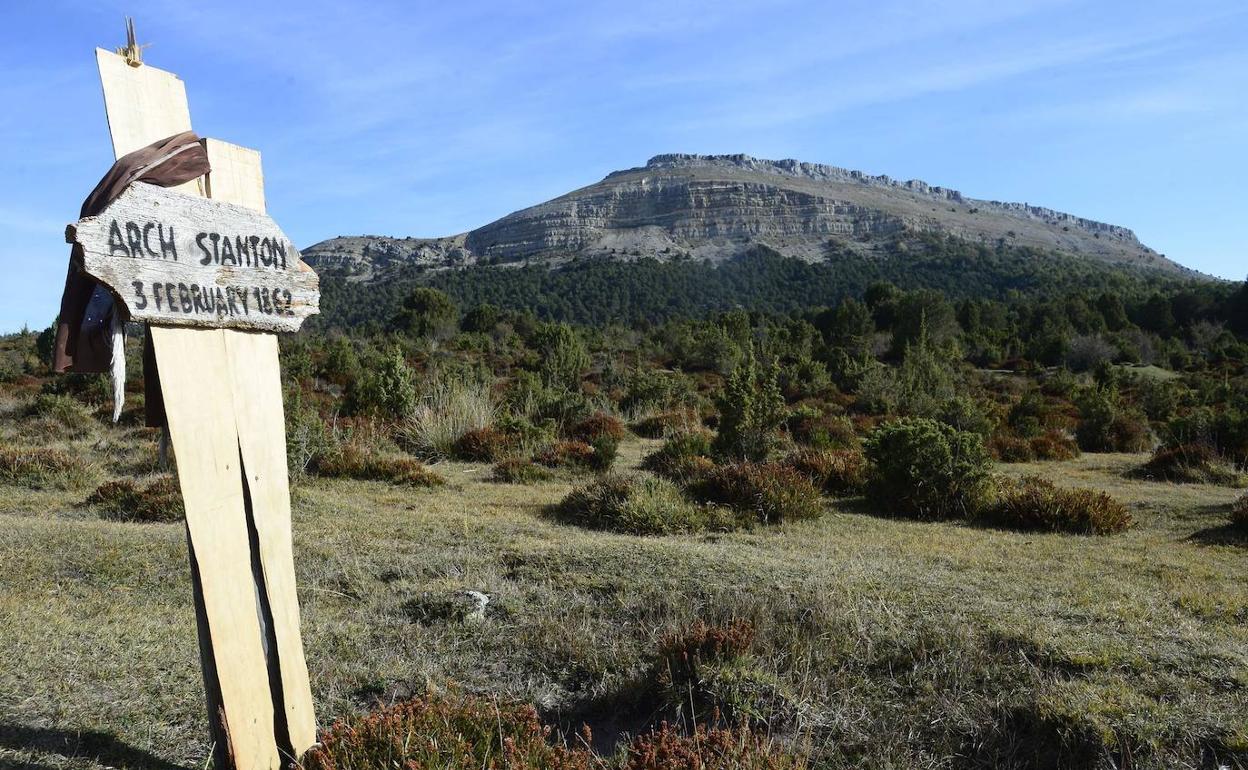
981,476,1132,535
687,463,823,524
0,446,96,488
314,443,444,487
652,620,794,729
1030,430,1080,461
452,426,515,462
618,722,809,770
23,393,97,439
550,474,740,535
491,458,553,485
642,430,715,481
303,691,593,770
864,418,995,520
1135,444,1245,486
86,476,183,523
780,448,866,496
569,412,627,443
711,346,785,462
536,440,598,470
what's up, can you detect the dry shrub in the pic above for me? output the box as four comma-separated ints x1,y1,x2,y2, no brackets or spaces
687,463,823,525
87,476,183,523
398,379,495,458
780,448,865,496
989,435,1035,463
569,412,627,443
0,446,95,488
492,458,552,485
303,691,592,770
983,476,1132,535
1030,430,1080,461
787,412,857,450
315,443,444,487
22,393,97,439
641,431,714,482
653,620,794,729
550,474,741,536
536,440,597,469
631,410,698,439
619,722,808,770
1136,444,1245,487
1231,495,1248,530
452,426,515,463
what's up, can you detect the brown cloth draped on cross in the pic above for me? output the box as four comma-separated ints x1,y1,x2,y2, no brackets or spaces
53,130,210,426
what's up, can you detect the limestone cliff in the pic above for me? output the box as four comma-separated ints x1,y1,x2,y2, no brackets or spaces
303,154,1180,278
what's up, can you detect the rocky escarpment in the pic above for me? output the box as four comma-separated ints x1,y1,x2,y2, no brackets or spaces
303,154,1180,278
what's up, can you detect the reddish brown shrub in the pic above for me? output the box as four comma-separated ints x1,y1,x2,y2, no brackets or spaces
781,449,865,496
631,410,699,439
1137,443,1244,486
1029,430,1080,461
492,458,553,485
536,440,597,469
982,476,1132,535
989,435,1035,463
657,620,756,691
304,691,593,770
86,476,183,523
315,444,444,487
687,463,823,524
620,722,808,770
642,430,715,482
569,412,627,443
452,426,514,462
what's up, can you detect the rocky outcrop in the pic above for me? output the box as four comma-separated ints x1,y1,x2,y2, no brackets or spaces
302,154,1179,277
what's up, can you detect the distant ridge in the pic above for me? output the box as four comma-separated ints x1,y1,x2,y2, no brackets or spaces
302,153,1183,280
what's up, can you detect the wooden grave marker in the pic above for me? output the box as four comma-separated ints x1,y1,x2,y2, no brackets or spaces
83,38,319,770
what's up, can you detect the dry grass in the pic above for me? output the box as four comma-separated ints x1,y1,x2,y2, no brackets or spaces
2,434,1247,769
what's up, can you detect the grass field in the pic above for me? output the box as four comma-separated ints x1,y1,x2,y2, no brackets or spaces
1,424,1246,769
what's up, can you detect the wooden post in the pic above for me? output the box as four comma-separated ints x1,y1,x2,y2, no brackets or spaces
92,44,317,769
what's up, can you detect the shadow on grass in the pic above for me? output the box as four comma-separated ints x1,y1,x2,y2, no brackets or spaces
0,725,188,770
1188,522,1248,547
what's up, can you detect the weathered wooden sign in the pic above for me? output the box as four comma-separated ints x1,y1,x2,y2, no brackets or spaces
67,181,319,331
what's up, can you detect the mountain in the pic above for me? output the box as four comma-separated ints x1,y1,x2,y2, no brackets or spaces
302,153,1182,279
301,154,1197,329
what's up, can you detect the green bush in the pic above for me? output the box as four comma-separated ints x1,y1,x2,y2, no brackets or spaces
780,448,866,496
1135,444,1245,486
981,476,1132,535
303,691,592,770
711,347,785,462
864,418,995,520
24,393,97,439
491,458,553,485
86,476,183,523
550,474,739,535
0,447,95,488
348,347,418,419
1075,388,1152,453
587,434,619,472
786,410,857,450
687,463,823,525
641,431,714,482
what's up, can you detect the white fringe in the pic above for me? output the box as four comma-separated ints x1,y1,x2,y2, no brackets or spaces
110,312,125,423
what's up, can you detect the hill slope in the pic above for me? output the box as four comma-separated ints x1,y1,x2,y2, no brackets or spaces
303,153,1181,279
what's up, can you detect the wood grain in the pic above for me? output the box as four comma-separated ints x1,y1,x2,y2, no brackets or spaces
96,48,283,770
70,181,319,332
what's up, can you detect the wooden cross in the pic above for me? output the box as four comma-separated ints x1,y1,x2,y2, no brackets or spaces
90,38,317,770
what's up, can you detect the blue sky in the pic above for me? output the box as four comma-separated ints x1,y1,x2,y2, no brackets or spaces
1,0,1245,332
